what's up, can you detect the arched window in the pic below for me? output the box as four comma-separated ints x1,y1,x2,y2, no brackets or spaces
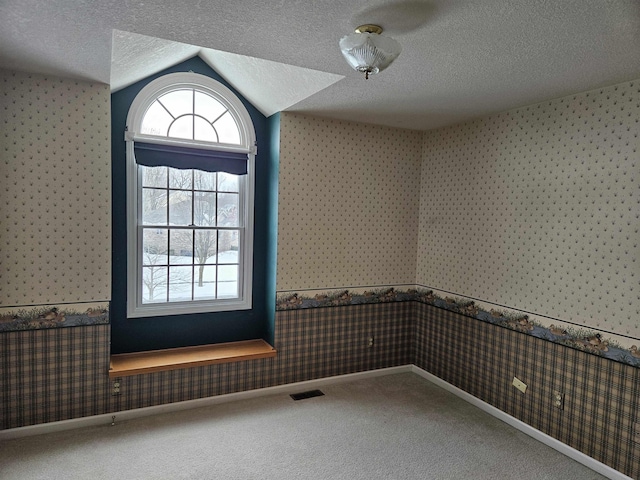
125,72,255,318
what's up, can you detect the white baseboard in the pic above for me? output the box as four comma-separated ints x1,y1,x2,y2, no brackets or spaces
0,364,629,480
409,365,631,480
0,365,411,441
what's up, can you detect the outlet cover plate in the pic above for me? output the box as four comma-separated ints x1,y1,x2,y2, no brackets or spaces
553,391,564,409
512,376,527,394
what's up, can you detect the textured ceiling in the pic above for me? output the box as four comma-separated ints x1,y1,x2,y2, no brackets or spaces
111,30,344,117
1,0,640,130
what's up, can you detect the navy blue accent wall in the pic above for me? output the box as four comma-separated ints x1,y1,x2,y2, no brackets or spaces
111,56,277,354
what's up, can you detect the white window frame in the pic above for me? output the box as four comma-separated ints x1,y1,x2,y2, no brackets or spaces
125,72,256,318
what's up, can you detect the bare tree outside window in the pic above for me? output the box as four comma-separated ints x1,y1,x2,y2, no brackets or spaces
142,261,167,303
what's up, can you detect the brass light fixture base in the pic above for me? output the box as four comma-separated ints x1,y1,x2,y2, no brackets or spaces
354,24,383,35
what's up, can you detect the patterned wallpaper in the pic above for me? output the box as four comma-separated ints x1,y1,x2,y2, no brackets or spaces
418,79,640,342
1,66,637,352
276,113,422,292
415,303,640,479
3,306,639,477
0,70,111,307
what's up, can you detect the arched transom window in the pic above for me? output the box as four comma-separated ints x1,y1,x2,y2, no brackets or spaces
140,88,241,144
125,72,255,318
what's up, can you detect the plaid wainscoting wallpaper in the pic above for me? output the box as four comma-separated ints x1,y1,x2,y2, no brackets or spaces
415,303,640,479
115,302,413,413
1,325,112,428
1,302,413,429
2,301,639,477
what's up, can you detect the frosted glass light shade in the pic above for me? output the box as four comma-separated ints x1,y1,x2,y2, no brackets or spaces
339,29,402,79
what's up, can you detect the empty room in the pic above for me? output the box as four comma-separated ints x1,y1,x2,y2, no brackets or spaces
1,1,639,478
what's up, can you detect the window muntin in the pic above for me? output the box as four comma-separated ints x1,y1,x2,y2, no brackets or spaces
126,72,255,318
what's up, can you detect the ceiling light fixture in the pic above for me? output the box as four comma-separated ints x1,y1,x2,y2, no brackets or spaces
339,24,402,80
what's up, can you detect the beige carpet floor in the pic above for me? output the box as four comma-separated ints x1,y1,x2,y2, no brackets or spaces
0,372,607,479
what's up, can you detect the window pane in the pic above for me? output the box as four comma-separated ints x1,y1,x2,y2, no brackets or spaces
194,192,216,226
169,168,192,190
168,191,192,226
194,91,226,123
168,266,193,302
170,229,193,264
194,116,217,142
169,116,194,140
142,229,168,265
141,101,173,136
194,170,216,191
142,188,167,225
217,172,239,192
193,265,216,300
194,230,217,264
141,166,167,188
218,230,239,263
158,89,193,118
214,111,241,145
218,265,238,298
218,193,239,227
142,266,168,303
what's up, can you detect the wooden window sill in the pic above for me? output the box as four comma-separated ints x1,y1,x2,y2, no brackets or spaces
109,339,276,378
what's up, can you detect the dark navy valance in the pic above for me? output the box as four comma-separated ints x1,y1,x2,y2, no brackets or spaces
134,142,248,175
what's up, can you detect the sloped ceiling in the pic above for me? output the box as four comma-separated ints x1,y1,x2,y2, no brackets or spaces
1,0,640,130
111,30,343,117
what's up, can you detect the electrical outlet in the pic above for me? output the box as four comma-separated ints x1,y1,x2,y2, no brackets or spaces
553,391,564,410
112,381,121,396
512,376,527,394
633,422,640,445
367,337,374,348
